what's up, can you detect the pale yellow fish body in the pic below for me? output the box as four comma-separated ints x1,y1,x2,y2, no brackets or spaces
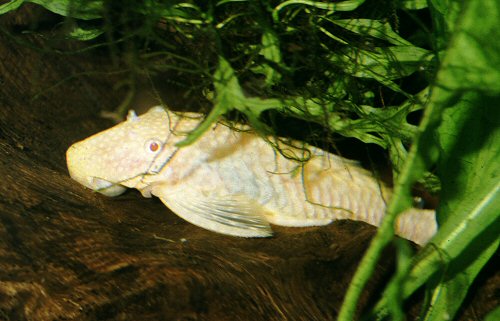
66,106,437,245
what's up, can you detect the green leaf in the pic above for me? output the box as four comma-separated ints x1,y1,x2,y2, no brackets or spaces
384,240,414,321
422,237,499,321
399,0,428,10
216,0,251,5
339,0,500,319
419,96,499,321
410,95,500,321
158,2,208,25
176,56,237,147
0,0,24,15
329,46,433,93
67,24,103,41
176,56,282,146
27,0,103,20
337,80,438,321
432,0,500,94
0,0,103,19
259,29,282,85
436,102,500,225
428,0,462,52
272,0,366,21
331,46,433,80
327,19,413,46
484,306,500,321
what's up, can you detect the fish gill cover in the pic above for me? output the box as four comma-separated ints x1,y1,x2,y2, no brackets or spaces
1,0,498,320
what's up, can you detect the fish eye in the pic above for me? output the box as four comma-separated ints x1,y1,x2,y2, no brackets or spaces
145,139,162,153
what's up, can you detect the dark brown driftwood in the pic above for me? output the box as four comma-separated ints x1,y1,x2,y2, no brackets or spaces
0,8,498,321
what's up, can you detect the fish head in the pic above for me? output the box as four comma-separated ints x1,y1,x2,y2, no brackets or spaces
66,106,187,196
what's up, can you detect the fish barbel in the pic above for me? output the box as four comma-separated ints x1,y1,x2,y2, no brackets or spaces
66,106,437,245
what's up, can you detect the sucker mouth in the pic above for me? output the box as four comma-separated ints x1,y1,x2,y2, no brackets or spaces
90,177,127,197
90,177,113,189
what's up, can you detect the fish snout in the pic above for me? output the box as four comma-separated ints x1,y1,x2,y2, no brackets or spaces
66,143,127,197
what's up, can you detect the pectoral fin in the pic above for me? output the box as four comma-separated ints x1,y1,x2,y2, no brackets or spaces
152,186,273,237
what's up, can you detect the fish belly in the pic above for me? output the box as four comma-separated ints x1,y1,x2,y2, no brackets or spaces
224,141,391,228
265,165,389,227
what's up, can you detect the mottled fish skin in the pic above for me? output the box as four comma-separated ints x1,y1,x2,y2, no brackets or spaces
66,106,437,245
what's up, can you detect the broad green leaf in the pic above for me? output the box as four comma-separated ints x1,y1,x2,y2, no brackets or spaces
281,98,387,147
339,0,500,318
274,0,366,12
432,0,500,94
329,46,433,93
27,0,103,20
436,102,500,225
272,0,366,21
158,2,208,25
367,94,500,321
156,6,198,22
67,25,103,41
430,0,461,35
400,0,428,10
421,97,499,321
0,0,24,15
422,237,499,321
279,93,427,162
484,306,500,321
354,0,500,319
327,19,413,46
260,29,282,85
330,46,432,80
412,96,500,321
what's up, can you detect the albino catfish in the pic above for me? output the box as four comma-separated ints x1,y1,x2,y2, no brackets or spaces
66,106,437,245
